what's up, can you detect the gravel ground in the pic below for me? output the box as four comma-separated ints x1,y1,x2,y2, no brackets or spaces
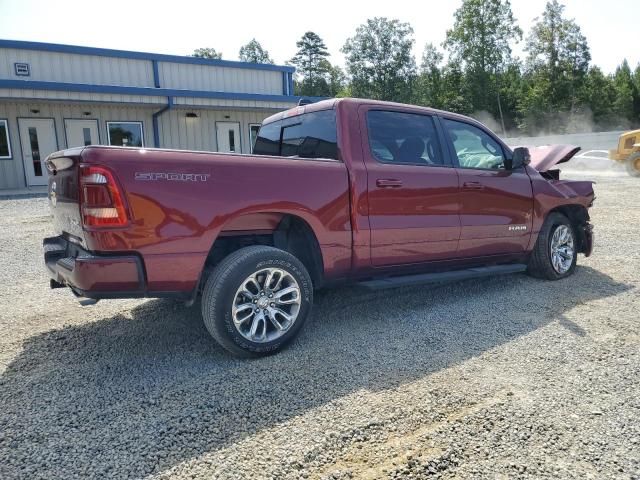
0,167,639,480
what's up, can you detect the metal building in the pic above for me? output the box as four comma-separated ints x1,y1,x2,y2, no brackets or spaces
0,39,301,191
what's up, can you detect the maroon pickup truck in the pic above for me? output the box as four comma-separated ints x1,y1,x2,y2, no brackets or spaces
44,98,594,356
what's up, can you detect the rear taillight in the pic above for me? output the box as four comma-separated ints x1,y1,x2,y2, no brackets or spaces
80,165,128,227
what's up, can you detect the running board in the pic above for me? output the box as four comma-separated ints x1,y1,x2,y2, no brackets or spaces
357,264,527,290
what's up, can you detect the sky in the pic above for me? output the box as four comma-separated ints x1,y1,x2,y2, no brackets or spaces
0,0,637,74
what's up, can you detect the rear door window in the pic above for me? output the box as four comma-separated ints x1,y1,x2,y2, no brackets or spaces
366,110,444,166
252,109,338,160
252,121,280,156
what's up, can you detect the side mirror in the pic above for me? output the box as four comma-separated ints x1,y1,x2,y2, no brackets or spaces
506,147,531,170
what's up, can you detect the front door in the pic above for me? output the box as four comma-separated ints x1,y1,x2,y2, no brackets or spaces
18,118,58,186
64,119,99,148
441,117,533,257
216,122,241,153
363,108,461,267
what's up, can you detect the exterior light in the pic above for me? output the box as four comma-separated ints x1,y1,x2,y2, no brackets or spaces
186,112,198,118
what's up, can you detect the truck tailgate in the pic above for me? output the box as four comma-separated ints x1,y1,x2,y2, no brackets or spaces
46,148,86,244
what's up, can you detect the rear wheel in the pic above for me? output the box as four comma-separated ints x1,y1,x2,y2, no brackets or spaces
527,213,577,280
201,246,313,357
625,152,640,177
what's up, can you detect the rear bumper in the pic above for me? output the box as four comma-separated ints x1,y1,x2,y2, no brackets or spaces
44,235,145,299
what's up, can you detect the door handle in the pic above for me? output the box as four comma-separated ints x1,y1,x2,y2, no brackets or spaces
376,179,403,188
463,181,485,190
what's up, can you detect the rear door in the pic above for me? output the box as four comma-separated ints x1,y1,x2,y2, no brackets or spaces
441,117,533,257
361,108,460,267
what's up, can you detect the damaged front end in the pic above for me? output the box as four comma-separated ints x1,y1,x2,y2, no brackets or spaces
519,144,595,257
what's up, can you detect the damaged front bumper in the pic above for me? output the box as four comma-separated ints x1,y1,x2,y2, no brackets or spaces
578,223,594,257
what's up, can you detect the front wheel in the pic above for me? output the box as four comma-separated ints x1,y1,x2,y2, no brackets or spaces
527,213,577,280
625,153,640,177
201,246,313,357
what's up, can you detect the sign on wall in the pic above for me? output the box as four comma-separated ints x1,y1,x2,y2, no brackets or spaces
14,63,30,76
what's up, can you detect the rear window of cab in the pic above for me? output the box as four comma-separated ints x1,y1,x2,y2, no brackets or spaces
253,110,338,160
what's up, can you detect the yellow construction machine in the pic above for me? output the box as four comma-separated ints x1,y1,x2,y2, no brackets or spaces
609,129,640,176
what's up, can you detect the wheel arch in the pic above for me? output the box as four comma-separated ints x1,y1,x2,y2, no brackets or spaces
202,211,325,291
546,204,590,253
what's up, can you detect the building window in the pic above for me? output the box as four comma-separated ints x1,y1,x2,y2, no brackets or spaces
0,119,12,159
249,124,261,153
106,121,144,147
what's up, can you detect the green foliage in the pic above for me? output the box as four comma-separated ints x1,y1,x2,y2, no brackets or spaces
290,32,335,97
239,39,274,64
520,0,591,131
415,43,445,108
342,17,416,102
277,5,640,134
192,47,222,60
444,0,522,114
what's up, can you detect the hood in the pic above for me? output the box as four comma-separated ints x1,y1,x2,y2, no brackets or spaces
514,145,581,172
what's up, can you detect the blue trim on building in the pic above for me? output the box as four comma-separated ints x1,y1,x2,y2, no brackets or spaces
152,97,173,148
288,72,294,96
0,39,296,73
0,79,312,103
282,72,288,95
152,60,160,88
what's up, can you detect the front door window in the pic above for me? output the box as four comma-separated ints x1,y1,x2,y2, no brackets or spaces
443,119,505,170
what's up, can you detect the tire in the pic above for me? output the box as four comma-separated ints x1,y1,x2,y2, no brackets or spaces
625,153,640,177
527,213,577,280
201,246,313,357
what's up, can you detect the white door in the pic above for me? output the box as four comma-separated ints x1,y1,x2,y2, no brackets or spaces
216,122,241,153
18,118,58,186
64,119,99,148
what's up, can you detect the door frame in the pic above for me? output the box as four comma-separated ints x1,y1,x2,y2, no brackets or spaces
17,117,59,187
437,113,533,256
248,123,261,153
357,104,461,268
215,121,242,153
63,118,101,148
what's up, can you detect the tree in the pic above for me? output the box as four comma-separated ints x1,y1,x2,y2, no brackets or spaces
192,47,222,60
582,66,616,127
319,59,347,97
521,0,591,132
239,39,274,64
342,17,417,102
439,62,472,114
612,60,635,122
290,32,331,96
444,0,522,114
415,43,444,108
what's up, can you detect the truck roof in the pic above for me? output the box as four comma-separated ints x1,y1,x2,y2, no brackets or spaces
263,97,483,129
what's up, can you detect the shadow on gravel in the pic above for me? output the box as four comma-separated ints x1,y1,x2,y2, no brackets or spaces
0,266,630,478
